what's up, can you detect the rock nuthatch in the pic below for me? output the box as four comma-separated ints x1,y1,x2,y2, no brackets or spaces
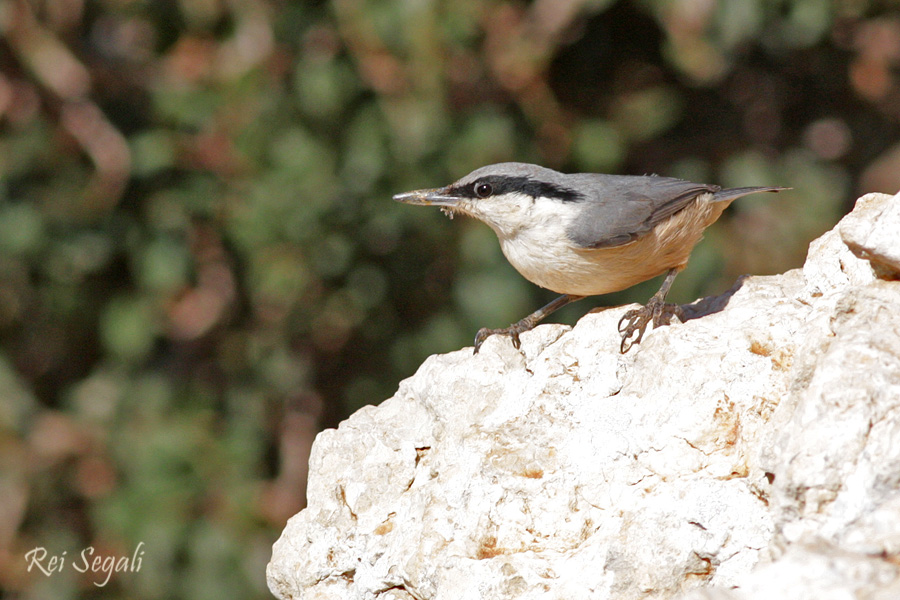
394,162,786,353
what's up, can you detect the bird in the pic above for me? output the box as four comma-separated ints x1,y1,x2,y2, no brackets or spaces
393,162,786,353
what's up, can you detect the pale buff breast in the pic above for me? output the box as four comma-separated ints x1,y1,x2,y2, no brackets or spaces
499,194,729,296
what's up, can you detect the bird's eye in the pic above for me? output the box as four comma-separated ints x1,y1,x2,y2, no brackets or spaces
475,182,493,198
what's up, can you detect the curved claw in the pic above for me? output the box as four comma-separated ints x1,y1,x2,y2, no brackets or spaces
617,301,683,354
617,308,642,334
473,329,489,354
510,331,522,349
473,326,523,354
618,308,651,353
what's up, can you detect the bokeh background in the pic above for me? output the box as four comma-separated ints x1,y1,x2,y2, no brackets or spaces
2,0,899,598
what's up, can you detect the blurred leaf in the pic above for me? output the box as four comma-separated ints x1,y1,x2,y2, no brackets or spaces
446,110,517,174
247,247,311,314
293,57,359,121
0,121,54,178
136,236,192,293
715,0,764,49
0,202,46,256
310,233,353,279
153,88,222,129
341,105,389,193
454,269,535,330
720,150,777,188
0,354,37,432
572,119,626,172
784,0,833,47
100,296,158,363
131,130,178,177
346,264,388,310
611,87,684,141
44,231,114,283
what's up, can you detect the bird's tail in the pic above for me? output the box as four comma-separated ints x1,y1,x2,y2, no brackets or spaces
712,186,789,204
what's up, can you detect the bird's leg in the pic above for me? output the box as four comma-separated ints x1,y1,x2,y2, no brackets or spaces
474,294,584,354
618,267,683,353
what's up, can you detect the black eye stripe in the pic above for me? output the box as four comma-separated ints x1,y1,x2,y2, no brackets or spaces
453,175,583,202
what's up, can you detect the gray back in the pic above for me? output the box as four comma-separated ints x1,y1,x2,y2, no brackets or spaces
562,174,719,249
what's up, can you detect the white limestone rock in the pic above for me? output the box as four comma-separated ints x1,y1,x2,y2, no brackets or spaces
268,192,900,600
839,191,900,278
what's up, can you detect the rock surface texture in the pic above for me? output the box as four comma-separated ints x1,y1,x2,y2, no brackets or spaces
268,192,900,600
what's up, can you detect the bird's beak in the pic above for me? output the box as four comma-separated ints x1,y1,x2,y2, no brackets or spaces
392,187,462,207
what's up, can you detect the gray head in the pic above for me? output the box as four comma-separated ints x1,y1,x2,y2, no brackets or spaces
394,163,582,206
449,162,584,203
392,162,585,231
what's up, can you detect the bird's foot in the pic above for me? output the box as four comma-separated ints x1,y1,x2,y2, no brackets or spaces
617,299,683,353
472,294,584,354
473,321,532,354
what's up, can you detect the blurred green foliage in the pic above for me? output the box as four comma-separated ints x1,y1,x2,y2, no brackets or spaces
2,0,899,598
